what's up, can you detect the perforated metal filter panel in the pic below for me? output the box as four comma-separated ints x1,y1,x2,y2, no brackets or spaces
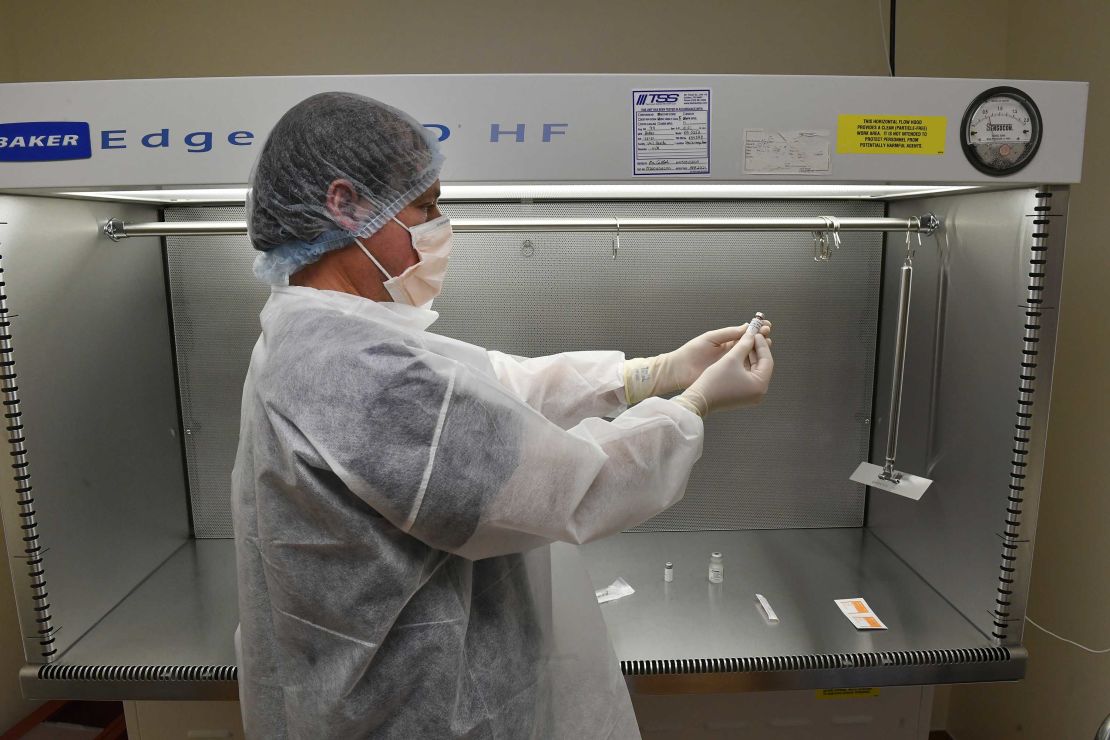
166,200,881,537
165,210,271,538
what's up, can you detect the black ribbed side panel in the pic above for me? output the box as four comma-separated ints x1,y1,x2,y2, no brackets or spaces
0,246,57,661
38,664,238,682
991,190,1053,642
621,647,1013,676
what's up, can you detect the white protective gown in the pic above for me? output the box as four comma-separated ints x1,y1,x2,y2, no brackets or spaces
232,286,704,739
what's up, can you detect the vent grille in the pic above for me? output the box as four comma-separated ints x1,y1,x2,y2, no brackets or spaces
991,190,1052,642
622,647,1013,676
0,245,56,660
36,650,1012,681
38,664,238,682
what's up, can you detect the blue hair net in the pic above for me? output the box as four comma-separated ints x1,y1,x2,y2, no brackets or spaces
248,92,444,285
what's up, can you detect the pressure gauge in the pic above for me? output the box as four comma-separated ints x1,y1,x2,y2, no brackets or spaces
961,87,1043,176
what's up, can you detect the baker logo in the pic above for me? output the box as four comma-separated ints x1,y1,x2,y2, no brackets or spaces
0,122,92,162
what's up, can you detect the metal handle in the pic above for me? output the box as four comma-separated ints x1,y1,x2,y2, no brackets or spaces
881,256,914,481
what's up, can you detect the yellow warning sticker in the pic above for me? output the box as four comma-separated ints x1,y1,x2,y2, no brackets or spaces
817,688,881,700
837,115,946,155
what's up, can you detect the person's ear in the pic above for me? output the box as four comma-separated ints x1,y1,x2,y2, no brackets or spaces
325,180,376,231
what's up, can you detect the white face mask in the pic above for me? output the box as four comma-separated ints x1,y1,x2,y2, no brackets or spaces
356,215,453,308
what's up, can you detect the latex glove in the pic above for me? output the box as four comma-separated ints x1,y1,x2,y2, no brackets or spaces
671,333,774,417
624,323,772,405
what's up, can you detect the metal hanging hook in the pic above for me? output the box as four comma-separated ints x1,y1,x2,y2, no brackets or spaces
812,217,841,262
813,229,830,262
612,217,621,260
827,216,842,251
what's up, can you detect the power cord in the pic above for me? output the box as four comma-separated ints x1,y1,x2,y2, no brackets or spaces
1025,616,1110,654
877,0,894,77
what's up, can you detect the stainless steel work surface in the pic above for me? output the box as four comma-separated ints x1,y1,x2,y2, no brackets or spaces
22,530,1022,699
581,528,1022,689
22,539,238,700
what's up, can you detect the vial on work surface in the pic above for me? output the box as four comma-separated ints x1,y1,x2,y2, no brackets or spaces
708,552,724,583
664,562,674,582
747,312,766,335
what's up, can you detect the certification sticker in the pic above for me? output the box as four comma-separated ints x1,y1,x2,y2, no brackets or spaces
633,89,710,176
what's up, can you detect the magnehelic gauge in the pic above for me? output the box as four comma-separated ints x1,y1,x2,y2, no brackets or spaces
961,87,1043,176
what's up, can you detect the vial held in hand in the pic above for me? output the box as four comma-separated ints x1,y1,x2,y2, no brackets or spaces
746,312,766,335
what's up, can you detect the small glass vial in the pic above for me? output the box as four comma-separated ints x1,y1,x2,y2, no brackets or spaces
664,562,674,582
747,312,766,335
708,552,724,583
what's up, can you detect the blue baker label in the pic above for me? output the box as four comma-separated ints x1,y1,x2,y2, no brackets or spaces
0,122,92,162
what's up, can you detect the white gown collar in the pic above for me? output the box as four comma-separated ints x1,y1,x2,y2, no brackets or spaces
269,285,439,331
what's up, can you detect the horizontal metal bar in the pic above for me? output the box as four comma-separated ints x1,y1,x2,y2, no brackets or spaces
105,220,246,239
624,649,1026,693
19,646,1025,700
21,664,238,701
104,215,940,241
453,217,936,233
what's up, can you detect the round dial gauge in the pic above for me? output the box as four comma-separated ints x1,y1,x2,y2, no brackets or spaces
961,87,1043,175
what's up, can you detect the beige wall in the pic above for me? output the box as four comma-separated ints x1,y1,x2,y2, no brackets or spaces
897,0,1009,79
1,1,1107,737
0,0,892,81
0,12,16,84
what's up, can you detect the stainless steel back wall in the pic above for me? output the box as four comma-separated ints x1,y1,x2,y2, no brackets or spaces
166,200,883,537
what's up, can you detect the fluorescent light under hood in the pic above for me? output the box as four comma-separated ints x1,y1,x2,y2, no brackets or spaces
53,183,980,204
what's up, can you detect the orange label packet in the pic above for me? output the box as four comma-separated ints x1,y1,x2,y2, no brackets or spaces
834,597,888,630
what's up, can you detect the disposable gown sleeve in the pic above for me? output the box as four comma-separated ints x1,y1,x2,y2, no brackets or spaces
275,340,702,561
486,349,628,428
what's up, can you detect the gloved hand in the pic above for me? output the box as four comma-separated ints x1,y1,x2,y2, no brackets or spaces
671,332,774,417
624,323,772,405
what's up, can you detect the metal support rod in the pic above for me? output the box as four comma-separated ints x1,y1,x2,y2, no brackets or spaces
103,214,941,241
881,254,914,481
